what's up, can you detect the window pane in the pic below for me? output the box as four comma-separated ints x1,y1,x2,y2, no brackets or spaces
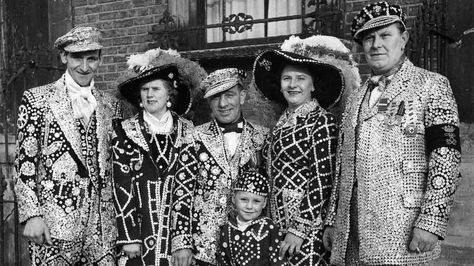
204,0,337,43
206,0,266,43
267,0,302,37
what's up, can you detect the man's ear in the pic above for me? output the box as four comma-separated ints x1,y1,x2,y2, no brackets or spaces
239,89,247,105
263,198,268,209
232,193,236,205
401,30,409,50
60,51,68,64
98,50,103,65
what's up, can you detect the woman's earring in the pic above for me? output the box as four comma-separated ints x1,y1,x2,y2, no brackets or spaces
139,102,143,108
166,101,172,108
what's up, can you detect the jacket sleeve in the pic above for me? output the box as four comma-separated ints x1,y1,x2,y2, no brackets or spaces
171,136,198,253
112,126,142,245
14,90,44,223
415,75,462,239
216,224,232,266
325,91,357,227
288,112,338,238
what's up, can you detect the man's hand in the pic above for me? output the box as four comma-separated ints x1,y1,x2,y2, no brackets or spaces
323,226,335,251
409,227,438,253
23,217,52,245
121,243,141,259
172,248,193,266
279,232,304,259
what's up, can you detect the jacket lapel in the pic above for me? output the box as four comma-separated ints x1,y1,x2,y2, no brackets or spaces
122,112,150,153
382,59,412,105
48,77,87,167
351,83,371,127
93,88,115,190
200,121,231,176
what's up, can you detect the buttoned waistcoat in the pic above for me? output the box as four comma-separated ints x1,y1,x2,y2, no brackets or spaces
326,59,462,265
171,119,269,265
15,76,122,243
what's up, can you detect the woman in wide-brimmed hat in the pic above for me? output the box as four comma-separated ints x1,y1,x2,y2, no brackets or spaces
253,35,360,266
112,48,206,266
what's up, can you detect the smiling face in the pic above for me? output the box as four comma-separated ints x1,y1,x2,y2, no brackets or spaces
233,191,267,223
280,64,315,110
60,50,101,86
208,85,246,124
362,23,409,75
140,79,171,118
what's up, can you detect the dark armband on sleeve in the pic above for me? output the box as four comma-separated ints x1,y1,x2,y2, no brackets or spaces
425,124,461,154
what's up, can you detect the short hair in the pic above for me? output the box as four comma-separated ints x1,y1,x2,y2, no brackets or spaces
140,79,178,107
393,21,407,34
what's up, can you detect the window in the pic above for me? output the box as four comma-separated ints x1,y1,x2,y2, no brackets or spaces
205,0,303,43
152,0,342,51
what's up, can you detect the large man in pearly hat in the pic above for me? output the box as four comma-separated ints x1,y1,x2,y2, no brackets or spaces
170,68,269,266
14,26,121,265
323,2,462,265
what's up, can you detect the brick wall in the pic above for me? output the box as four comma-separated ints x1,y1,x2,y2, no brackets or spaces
71,0,168,92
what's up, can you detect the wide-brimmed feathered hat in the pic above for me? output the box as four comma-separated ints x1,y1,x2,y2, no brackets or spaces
253,35,360,110
118,48,207,115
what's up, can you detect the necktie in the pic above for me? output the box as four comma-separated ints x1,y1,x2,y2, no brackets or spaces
368,75,390,108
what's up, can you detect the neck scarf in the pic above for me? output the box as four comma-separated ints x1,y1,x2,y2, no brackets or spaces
143,109,173,135
65,70,97,124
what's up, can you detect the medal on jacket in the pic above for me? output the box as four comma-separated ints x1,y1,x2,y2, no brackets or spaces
375,97,389,121
403,100,418,137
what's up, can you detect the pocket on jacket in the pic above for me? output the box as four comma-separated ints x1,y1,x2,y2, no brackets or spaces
402,190,424,208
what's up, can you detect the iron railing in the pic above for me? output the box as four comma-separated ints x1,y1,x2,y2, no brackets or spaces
409,0,448,74
150,0,343,51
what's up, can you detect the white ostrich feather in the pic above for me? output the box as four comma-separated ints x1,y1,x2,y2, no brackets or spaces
280,35,302,52
303,35,349,53
126,48,181,71
281,35,349,54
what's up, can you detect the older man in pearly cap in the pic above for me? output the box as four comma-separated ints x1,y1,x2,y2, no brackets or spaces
323,1,462,265
14,26,121,265
171,68,269,266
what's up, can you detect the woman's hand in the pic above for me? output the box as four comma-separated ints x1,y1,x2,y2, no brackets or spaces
121,243,141,259
279,232,304,259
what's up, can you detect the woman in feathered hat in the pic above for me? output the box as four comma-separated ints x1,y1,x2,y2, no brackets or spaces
253,35,360,265
112,48,206,266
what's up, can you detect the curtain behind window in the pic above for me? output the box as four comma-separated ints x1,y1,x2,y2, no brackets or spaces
170,0,190,27
206,0,303,43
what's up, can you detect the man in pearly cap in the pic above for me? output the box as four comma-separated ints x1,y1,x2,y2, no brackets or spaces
14,26,121,265
170,68,269,266
323,2,461,265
